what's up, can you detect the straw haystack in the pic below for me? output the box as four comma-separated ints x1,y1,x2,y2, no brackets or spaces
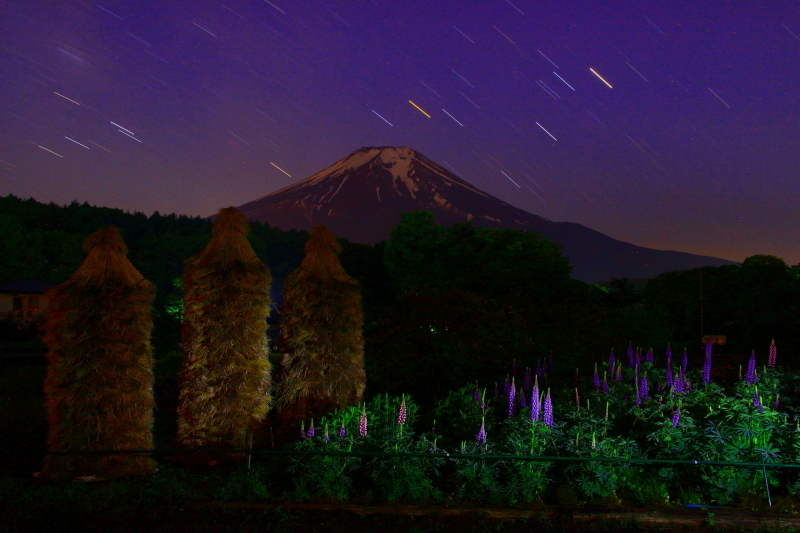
42,226,156,480
177,207,271,453
277,225,365,422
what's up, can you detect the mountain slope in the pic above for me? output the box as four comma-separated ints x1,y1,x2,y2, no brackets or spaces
235,146,736,282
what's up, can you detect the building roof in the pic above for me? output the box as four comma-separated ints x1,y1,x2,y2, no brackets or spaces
0,279,58,294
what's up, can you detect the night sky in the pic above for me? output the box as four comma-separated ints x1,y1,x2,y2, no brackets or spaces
2,1,799,265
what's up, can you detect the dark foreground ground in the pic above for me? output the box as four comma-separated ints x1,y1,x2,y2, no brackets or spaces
5,500,800,533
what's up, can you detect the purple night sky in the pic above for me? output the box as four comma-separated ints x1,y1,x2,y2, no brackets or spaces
1,1,799,264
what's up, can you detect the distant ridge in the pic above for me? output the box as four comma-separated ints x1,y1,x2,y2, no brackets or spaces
235,146,736,282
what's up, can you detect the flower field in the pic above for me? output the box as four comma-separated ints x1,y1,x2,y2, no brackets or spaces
289,344,800,508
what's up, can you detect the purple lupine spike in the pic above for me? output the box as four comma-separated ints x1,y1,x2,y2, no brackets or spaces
775,394,780,410
635,349,642,372
530,379,541,422
646,347,654,364
476,418,487,445
543,389,553,428
523,367,532,392
627,342,634,367
548,351,555,375
519,387,526,408
671,405,681,428
666,344,672,359
769,339,777,368
339,424,346,438
323,425,330,441
640,373,649,400
674,369,684,394
608,348,616,372
593,363,601,391
307,420,315,438
473,381,481,402
634,379,641,405
536,359,544,379
507,378,517,418
746,351,758,383
615,363,623,381
753,389,764,413
397,396,407,426
358,405,368,437
300,421,306,438
503,375,510,398
681,349,688,374
511,358,517,377
602,372,609,395
702,349,712,384
665,352,674,389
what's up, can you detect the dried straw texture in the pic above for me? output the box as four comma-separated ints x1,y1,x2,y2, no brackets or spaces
177,207,272,452
277,225,365,421
42,226,156,480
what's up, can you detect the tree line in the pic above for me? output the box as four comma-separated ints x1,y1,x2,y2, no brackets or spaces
2,194,798,409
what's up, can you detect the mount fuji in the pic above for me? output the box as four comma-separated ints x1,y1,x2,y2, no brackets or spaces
235,146,735,283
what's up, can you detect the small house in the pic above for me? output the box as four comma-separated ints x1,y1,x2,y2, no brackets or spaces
0,279,57,318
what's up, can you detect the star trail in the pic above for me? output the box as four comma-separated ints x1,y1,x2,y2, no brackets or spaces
1,1,799,264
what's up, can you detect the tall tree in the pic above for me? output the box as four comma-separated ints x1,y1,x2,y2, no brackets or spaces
176,208,272,454
277,225,365,422
42,227,156,480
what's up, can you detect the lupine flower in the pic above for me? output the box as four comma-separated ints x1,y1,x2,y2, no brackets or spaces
645,347,654,364
665,351,674,389
339,424,346,438
523,367,532,392
634,381,641,405
674,369,684,393
473,381,481,402
602,372,609,395
476,418,487,445
530,379,541,422
507,378,517,418
681,349,688,374
300,421,306,438
746,351,758,384
503,375,510,398
397,396,407,425
494,382,499,397
627,342,634,367
775,394,780,410
536,359,544,379
519,387,526,408
666,344,672,359
615,363,623,381
769,339,777,368
593,364,601,391
671,405,681,428
575,387,580,408
307,419,315,438
323,424,330,441
753,389,764,413
511,358,517,377
358,405,368,437
543,389,554,428
702,358,711,384
591,432,597,450
640,373,649,400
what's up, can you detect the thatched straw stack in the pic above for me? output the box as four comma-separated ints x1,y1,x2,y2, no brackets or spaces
277,225,365,422
42,226,156,480
176,207,271,454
